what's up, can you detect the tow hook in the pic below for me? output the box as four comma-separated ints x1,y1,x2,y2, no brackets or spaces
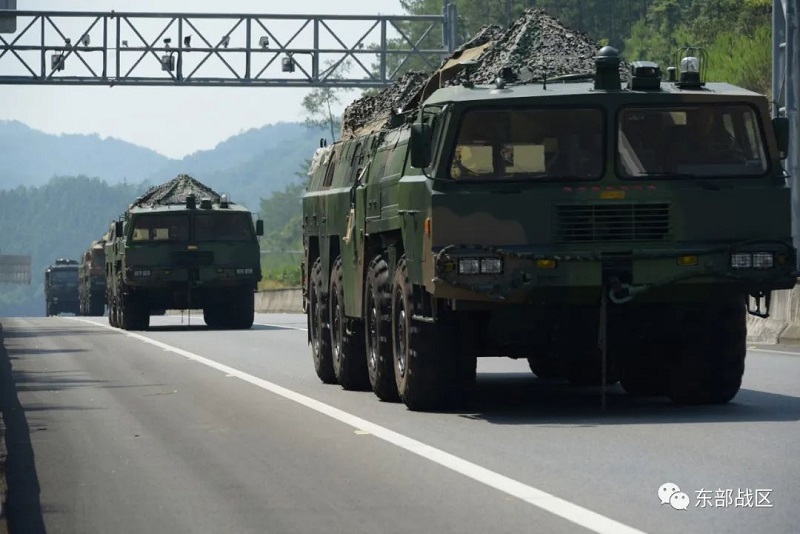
608,278,648,304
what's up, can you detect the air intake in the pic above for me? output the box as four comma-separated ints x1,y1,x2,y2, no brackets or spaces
555,203,670,243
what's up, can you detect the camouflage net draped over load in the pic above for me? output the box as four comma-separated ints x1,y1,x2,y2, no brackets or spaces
132,174,222,208
340,8,627,140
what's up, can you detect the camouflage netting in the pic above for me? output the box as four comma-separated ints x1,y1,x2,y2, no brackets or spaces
132,174,222,208
340,8,628,139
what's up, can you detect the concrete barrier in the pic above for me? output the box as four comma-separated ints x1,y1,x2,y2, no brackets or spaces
747,286,800,344
254,288,303,314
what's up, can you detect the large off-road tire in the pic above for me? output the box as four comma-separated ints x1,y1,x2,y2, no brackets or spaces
309,258,336,384
110,299,119,327
121,293,149,331
667,297,746,405
203,307,223,329
329,257,369,391
392,257,473,411
234,289,255,329
46,301,53,317
364,255,399,402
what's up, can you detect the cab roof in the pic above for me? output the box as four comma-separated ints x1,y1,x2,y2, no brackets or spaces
128,203,252,215
422,79,764,106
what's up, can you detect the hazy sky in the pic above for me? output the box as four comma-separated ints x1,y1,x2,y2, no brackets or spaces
0,0,412,158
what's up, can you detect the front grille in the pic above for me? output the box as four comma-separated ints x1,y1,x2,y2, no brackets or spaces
555,203,670,243
171,251,214,267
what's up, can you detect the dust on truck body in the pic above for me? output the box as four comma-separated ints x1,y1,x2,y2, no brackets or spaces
44,258,80,316
78,235,108,316
301,46,797,411
105,174,264,331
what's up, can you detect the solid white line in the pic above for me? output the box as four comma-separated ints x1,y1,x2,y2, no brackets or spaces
748,347,800,357
68,317,647,534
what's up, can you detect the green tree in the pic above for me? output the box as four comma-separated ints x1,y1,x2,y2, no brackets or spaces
302,59,355,142
257,159,310,285
705,23,772,94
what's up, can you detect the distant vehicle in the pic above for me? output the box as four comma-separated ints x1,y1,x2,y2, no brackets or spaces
105,174,264,330
301,46,797,411
44,258,79,316
78,235,108,316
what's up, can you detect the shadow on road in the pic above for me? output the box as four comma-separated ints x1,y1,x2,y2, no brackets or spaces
450,372,800,426
138,324,289,332
0,324,47,534
3,326,115,339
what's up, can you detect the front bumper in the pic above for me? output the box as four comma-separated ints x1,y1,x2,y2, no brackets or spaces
123,265,260,289
429,240,798,305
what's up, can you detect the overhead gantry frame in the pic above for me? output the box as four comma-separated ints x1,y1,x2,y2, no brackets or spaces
0,6,458,88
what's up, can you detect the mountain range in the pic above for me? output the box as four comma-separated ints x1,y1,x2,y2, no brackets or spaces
0,119,328,210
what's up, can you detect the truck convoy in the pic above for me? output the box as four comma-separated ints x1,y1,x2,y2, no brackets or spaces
78,235,108,316
105,174,264,331
301,42,796,411
44,258,80,316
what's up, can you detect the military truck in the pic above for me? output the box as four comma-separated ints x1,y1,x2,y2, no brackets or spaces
44,258,80,316
301,46,797,411
78,235,108,316
105,174,264,330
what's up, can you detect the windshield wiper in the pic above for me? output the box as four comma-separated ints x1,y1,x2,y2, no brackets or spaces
631,172,723,191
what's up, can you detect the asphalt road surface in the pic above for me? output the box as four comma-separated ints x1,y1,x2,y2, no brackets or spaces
1,313,798,534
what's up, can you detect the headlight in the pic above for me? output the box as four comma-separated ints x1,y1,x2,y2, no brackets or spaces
731,252,774,269
458,259,480,275
730,253,752,269
457,257,503,274
752,252,774,269
480,258,503,274
133,269,151,277
236,268,254,275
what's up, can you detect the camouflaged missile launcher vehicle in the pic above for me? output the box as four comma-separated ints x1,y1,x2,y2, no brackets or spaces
105,175,264,331
45,258,80,316
301,46,797,411
79,235,108,316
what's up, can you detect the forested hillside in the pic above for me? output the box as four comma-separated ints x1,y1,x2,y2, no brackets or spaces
0,120,171,188
0,120,327,211
0,176,149,316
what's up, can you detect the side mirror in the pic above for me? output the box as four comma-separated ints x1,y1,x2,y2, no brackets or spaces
114,220,123,238
773,117,789,159
256,219,264,236
409,123,432,169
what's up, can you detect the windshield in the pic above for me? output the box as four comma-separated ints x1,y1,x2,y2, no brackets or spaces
617,105,768,178
449,107,604,180
50,269,78,282
131,214,190,242
194,213,254,241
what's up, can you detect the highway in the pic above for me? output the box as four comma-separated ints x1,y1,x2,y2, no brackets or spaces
1,313,798,534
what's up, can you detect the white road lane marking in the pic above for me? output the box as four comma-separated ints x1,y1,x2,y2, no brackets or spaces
70,317,647,534
749,347,800,357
